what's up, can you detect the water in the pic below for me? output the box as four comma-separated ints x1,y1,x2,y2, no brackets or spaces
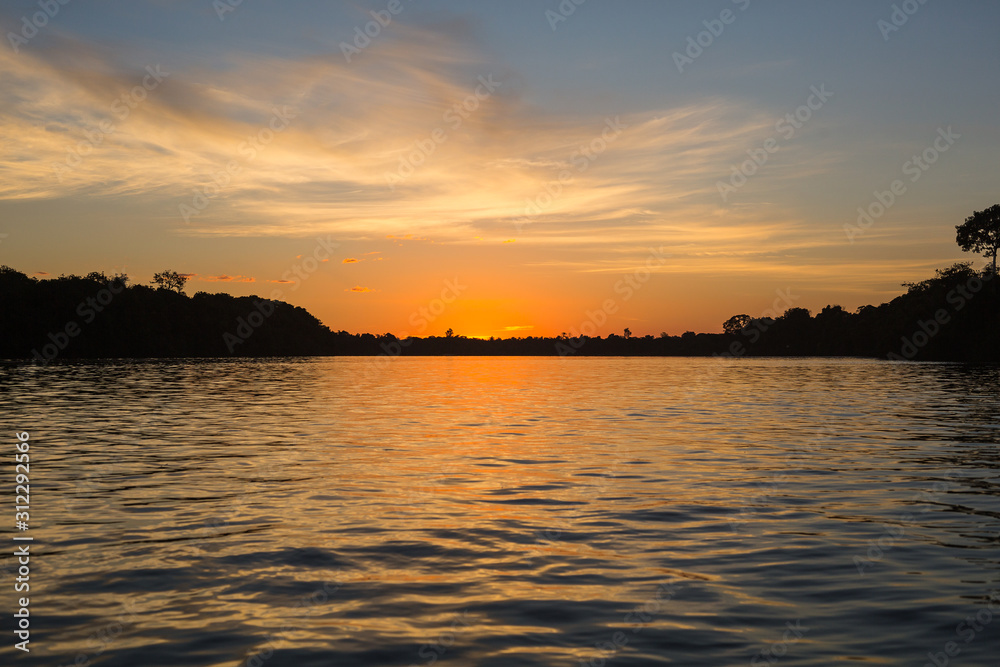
1,357,998,666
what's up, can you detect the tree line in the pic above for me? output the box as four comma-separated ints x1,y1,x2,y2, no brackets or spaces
0,260,995,362
1,204,996,362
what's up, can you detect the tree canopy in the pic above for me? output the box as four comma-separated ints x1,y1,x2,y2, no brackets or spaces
1,261,997,362
151,270,188,293
956,204,1000,276
722,314,751,335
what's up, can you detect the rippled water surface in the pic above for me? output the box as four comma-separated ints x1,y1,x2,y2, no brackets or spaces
1,357,999,666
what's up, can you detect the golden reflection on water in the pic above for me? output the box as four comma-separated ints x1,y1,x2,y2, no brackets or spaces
3,358,999,665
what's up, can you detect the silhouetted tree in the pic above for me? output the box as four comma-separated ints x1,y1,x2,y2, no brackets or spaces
817,305,847,318
0,265,35,291
956,204,1000,278
151,270,188,293
445,328,454,338
86,271,129,286
903,262,976,295
623,327,632,339
723,314,751,335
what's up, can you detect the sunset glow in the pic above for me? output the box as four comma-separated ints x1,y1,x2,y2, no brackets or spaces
4,4,1000,665
1,1,996,336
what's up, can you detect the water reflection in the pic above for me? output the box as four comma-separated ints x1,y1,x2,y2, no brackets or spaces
0,358,997,665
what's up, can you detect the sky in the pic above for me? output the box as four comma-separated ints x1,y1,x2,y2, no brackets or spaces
1,0,998,338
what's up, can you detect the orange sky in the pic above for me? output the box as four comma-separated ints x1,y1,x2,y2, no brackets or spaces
0,2,996,337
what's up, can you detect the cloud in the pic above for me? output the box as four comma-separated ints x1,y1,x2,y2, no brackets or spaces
347,286,376,293
342,258,359,264
199,274,255,283
386,235,430,242
0,22,849,272
33,271,50,276
269,279,295,284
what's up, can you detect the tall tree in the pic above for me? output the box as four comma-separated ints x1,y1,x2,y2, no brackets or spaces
956,204,1000,277
723,314,751,335
151,270,188,293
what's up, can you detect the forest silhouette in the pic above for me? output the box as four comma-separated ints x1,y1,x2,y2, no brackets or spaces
1,261,996,363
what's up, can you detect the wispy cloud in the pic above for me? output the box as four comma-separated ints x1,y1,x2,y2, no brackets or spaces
0,27,842,262
199,274,255,283
0,21,871,289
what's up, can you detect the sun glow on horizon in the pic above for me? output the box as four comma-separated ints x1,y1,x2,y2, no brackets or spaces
0,2,995,336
